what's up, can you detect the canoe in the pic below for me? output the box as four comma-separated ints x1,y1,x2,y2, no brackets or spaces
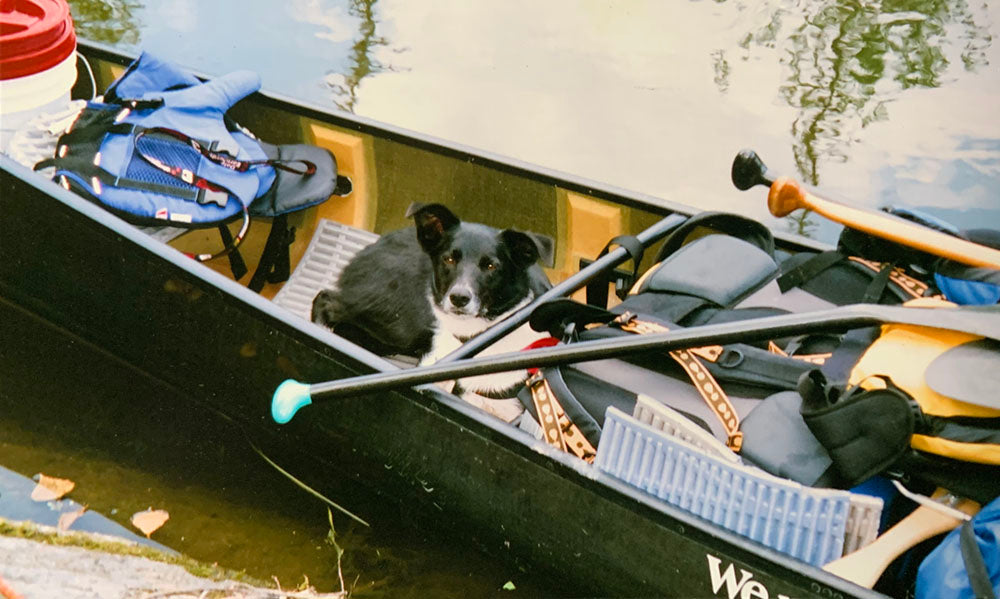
0,40,918,598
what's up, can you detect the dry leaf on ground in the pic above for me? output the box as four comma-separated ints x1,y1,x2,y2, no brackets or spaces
0,574,24,599
30,474,75,502
57,505,87,531
131,508,169,538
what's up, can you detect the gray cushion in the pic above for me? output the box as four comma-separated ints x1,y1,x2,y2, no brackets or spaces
637,234,778,307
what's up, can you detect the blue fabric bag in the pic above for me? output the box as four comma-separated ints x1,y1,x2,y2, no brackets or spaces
916,497,1000,599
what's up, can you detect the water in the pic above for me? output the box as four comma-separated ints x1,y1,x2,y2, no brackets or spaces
68,0,1000,241
0,301,550,597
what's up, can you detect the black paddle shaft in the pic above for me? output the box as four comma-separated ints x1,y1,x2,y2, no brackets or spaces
436,212,688,363
308,304,1000,401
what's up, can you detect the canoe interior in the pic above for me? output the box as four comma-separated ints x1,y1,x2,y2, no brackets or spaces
0,41,882,598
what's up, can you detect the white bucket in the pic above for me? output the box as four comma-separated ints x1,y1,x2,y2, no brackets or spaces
0,50,77,154
1,0,78,155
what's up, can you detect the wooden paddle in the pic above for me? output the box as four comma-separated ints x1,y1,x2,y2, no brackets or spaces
272,303,1000,422
823,487,980,588
731,149,1000,269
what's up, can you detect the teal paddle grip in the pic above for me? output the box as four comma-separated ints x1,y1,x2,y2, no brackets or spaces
271,379,312,423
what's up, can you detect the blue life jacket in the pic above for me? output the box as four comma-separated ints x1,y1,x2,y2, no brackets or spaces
37,52,347,270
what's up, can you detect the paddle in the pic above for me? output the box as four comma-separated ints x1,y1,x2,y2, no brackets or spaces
272,303,1000,423
731,149,1000,269
823,486,980,588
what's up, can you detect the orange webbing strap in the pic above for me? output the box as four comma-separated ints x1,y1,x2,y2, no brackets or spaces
848,256,933,299
615,313,743,452
527,373,597,463
767,340,832,365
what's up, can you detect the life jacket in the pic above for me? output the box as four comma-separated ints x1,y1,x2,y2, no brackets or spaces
798,298,1000,501
35,52,349,287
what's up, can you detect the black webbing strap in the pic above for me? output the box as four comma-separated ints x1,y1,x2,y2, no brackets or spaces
849,256,930,299
217,225,248,280
55,120,136,145
861,262,894,304
777,250,844,293
819,327,881,384
585,234,644,308
248,214,292,292
960,519,997,599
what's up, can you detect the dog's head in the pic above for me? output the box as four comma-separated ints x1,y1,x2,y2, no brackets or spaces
407,203,553,327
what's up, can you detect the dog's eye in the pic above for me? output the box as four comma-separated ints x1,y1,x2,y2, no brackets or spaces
485,262,497,271
443,255,456,265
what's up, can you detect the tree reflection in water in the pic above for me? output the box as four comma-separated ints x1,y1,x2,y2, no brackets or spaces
68,0,143,46
720,0,992,234
324,0,400,113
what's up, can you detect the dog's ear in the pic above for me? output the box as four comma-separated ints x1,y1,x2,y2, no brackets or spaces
409,203,460,252
404,202,426,218
500,229,553,269
525,232,555,268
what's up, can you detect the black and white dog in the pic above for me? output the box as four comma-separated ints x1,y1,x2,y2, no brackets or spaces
312,203,553,419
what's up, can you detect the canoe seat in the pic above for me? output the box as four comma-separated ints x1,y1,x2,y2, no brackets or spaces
272,218,379,321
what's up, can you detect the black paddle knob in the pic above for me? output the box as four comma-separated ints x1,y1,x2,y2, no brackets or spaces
731,149,774,191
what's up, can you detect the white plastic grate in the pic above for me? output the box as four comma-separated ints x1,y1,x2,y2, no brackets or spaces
597,406,883,567
272,218,379,321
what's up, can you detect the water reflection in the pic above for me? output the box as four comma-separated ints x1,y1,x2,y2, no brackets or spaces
321,0,398,113
728,0,993,187
68,0,143,46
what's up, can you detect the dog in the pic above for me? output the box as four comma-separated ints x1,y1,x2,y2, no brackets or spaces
312,203,554,420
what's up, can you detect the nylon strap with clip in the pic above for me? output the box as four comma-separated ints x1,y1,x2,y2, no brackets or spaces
614,312,744,452
527,372,597,463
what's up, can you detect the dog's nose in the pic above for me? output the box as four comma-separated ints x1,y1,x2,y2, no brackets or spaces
449,291,471,308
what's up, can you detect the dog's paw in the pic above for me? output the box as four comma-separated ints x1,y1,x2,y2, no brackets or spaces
311,289,342,327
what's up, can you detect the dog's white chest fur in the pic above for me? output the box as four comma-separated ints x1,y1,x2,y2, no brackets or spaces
421,295,545,420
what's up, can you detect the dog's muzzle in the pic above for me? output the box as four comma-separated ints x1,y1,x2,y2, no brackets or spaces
442,284,480,316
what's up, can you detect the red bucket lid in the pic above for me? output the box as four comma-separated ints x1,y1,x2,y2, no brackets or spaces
0,0,77,80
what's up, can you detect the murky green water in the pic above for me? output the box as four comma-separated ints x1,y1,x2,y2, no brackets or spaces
69,0,999,241
0,302,551,597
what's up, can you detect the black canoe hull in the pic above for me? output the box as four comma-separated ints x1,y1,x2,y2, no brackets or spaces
1,159,881,599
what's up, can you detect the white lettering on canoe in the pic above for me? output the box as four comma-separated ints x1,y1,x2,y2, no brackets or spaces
706,554,795,599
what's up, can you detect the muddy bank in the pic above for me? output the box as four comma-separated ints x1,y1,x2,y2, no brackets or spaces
0,519,343,599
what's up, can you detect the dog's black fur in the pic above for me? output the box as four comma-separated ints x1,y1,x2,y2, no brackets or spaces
312,203,553,363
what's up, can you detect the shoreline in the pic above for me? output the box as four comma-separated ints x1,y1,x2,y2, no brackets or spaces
0,518,344,599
